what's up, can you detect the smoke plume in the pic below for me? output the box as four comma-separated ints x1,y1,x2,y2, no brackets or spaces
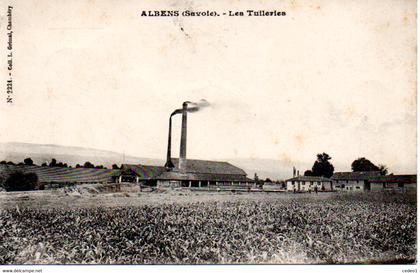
171,99,210,116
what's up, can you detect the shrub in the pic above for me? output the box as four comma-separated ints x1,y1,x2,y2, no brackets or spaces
4,171,39,191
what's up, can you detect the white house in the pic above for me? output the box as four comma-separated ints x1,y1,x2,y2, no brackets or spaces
285,176,333,192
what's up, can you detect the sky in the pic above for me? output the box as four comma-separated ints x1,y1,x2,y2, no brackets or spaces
0,0,416,174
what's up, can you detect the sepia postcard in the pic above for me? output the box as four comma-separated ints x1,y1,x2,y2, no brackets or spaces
0,0,417,272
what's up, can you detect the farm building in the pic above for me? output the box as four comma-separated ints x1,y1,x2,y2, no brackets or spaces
119,164,165,186
285,176,333,192
0,164,120,188
331,171,381,191
368,175,416,191
157,158,253,188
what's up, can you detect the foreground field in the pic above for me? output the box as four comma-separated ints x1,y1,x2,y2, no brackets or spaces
0,190,416,264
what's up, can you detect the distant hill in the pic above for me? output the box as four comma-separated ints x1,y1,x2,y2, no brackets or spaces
0,142,163,168
0,142,302,180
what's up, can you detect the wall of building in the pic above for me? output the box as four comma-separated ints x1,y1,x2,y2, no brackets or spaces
321,181,333,191
333,180,365,191
287,180,331,192
157,179,257,188
370,182,417,191
286,181,295,191
404,183,417,190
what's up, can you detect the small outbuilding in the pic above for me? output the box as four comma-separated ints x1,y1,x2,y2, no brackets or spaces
368,175,416,191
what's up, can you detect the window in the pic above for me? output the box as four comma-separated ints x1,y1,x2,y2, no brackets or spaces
356,186,360,189
310,181,313,185
291,181,295,185
302,181,306,185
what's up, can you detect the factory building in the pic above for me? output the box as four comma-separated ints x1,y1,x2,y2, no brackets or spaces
159,101,254,189
156,158,252,188
0,100,252,191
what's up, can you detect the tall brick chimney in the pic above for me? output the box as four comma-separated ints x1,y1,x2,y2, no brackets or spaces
164,116,175,170
179,102,188,172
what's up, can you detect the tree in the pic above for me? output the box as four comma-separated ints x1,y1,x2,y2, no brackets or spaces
49,158,57,167
254,173,259,181
3,171,39,191
56,162,66,167
378,164,388,176
112,164,120,169
23,158,34,165
351,157,380,172
7,161,15,165
0,160,6,164
311,153,334,178
83,161,94,168
41,163,47,167
304,170,313,176
76,164,81,168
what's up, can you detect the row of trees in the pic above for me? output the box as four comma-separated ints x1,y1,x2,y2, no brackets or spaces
1,158,38,166
0,158,122,169
303,153,388,178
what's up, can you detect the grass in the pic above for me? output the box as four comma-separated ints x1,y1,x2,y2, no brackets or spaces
0,189,416,264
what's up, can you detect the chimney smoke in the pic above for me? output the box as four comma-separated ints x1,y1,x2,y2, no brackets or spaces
165,99,210,172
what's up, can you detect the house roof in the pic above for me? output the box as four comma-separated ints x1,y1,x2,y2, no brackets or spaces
368,174,416,184
168,158,247,176
156,158,248,181
330,171,381,180
0,164,120,184
285,176,332,182
121,164,165,179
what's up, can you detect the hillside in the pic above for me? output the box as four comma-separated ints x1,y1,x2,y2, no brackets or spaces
0,142,163,168
0,142,302,180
